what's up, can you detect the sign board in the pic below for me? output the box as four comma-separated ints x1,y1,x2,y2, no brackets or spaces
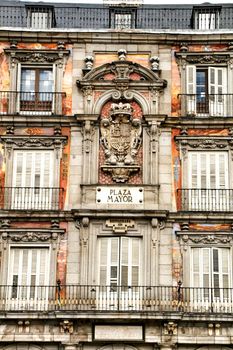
94,325,144,341
96,187,143,204
103,0,143,7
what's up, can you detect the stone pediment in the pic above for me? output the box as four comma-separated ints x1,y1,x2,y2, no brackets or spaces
77,60,167,92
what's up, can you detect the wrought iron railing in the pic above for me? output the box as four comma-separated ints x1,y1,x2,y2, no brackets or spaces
0,91,66,115
178,94,233,117
177,189,233,211
0,5,233,30
1,284,233,313
0,187,64,210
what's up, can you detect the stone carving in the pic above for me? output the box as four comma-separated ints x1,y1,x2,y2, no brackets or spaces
60,320,74,334
117,49,127,61
1,231,60,242
150,56,160,71
10,232,54,242
178,234,233,245
164,322,178,335
105,219,135,233
0,136,67,148
84,56,94,70
100,102,142,182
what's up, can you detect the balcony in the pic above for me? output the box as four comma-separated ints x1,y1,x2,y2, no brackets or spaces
177,189,233,211
0,187,64,210
0,91,66,116
1,284,233,314
178,94,233,117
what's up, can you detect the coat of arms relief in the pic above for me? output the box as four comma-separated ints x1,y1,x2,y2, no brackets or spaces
100,102,142,182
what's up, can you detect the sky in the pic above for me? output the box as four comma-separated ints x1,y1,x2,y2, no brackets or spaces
17,0,233,4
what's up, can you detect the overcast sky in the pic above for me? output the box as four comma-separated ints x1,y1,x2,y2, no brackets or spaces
18,0,233,4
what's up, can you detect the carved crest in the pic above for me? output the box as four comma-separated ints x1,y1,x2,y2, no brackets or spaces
100,102,142,182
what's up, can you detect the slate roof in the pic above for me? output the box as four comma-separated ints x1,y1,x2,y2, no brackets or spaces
0,0,232,30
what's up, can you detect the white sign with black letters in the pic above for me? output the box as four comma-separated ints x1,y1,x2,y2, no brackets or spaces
96,187,143,204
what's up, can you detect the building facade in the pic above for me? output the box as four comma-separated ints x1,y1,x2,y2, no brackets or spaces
0,1,233,350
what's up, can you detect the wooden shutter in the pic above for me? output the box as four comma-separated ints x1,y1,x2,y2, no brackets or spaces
191,247,230,289
208,67,227,116
186,65,196,114
188,152,228,189
12,151,54,188
99,237,140,287
9,248,49,286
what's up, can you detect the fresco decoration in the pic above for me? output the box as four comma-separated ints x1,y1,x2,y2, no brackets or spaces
189,223,231,231
171,47,180,117
99,100,143,184
56,225,68,286
172,223,182,283
60,127,70,208
171,129,181,210
15,127,54,136
10,222,52,229
95,53,150,69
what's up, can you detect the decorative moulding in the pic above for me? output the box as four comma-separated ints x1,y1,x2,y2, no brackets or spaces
176,231,233,250
0,135,67,149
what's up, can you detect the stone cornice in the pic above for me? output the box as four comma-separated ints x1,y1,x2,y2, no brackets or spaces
1,30,233,44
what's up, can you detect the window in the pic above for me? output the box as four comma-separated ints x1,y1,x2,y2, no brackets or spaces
186,65,227,116
98,236,140,310
19,68,54,113
11,150,54,210
187,151,229,210
8,247,49,307
191,247,230,301
110,8,136,29
27,6,54,29
99,236,140,288
193,7,220,30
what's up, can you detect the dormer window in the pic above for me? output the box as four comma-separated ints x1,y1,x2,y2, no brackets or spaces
110,8,136,29
27,6,54,29
193,6,221,30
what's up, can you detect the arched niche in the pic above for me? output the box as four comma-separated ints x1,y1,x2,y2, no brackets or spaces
0,345,44,350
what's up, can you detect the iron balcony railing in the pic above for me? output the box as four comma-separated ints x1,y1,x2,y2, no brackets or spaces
177,189,233,211
0,187,64,210
1,6,233,30
178,94,233,117
0,91,66,116
1,284,233,313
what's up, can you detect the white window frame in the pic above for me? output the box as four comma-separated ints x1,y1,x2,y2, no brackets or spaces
186,65,227,116
194,9,219,30
17,64,56,115
27,6,53,29
7,244,51,311
187,151,229,211
11,150,55,210
98,236,141,311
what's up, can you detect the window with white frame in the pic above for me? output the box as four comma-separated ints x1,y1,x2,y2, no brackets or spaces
187,151,229,210
191,247,230,300
27,6,54,29
193,8,220,30
99,236,140,288
110,8,135,29
19,67,54,113
188,152,228,189
11,150,54,210
8,247,49,301
186,65,227,116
